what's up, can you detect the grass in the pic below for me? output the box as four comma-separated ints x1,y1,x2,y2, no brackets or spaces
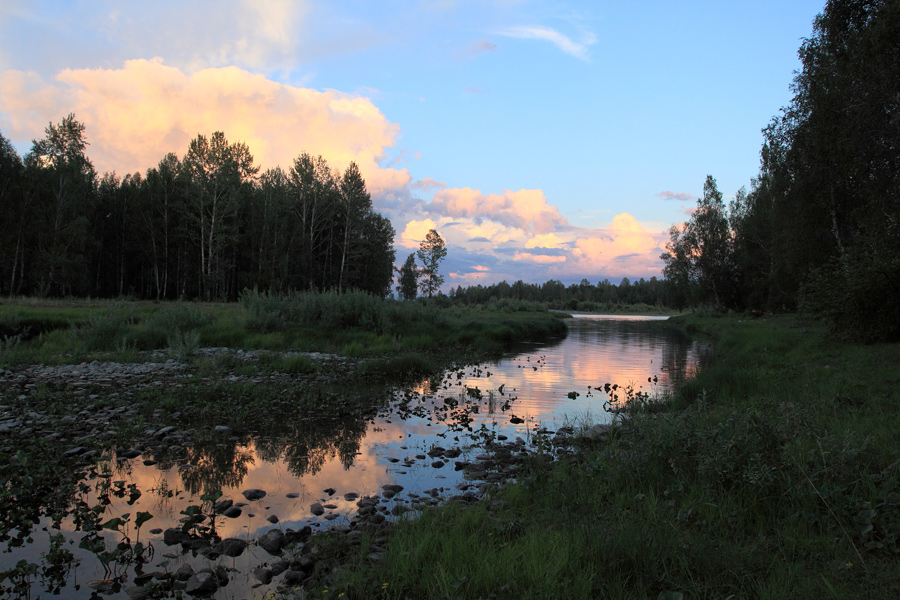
0,292,568,373
296,313,900,600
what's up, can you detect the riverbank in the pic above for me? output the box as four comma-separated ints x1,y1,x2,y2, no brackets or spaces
0,295,573,598
0,292,568,373
298,313,900,599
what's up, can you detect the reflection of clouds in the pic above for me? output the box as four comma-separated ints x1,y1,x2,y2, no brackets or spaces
32,317,706,598
440,317,706,430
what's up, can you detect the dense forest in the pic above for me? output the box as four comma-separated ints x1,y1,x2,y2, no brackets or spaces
0,124,396,300
661,0,899,341
448,277,669,310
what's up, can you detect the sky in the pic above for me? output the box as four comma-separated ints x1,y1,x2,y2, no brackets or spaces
0,0,826,289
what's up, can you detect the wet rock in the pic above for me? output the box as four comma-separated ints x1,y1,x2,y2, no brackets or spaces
310,503,325,516
286,492,300,498
155,426,176,438
267,514,279,524
427,446,446,457
213,425,232,435
125,585,152,600
582,424,610,442
270,559,290,576
443,447,461,458
324,487,336,495
258,529,285,555
242,488,266,501
382,484,403,494
163,528,191,545
185,571,218,597
213,499,233,513
87,579,118,593
63,447,85,457
282,570,303,585
182,538,211,552
121,448,142,459
343,492,359,501
431,460,445,468
284,525,312,545
217,538,247,557
176,563,195,581
510,416,524,424
213,503,239,518
253,567,273,585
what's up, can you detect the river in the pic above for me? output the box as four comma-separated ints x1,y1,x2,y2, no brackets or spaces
1,314,709,598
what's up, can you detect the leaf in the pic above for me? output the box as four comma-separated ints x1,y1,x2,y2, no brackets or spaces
134,511,153,529
99,518,125,532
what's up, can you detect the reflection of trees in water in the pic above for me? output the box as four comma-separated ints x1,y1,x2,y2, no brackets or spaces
657,328,712,390
569,319,709,391
180,441,255,495
253,388,392,478
255,414,369,477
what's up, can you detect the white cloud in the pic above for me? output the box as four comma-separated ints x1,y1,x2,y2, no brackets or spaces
494,25,596,60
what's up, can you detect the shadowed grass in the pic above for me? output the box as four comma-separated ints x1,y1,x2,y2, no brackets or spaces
0,293,567,376
297,314,900,600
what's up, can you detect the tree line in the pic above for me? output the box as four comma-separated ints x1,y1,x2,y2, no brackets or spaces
0,120,396,300
449,277,670,309
661,0,899,341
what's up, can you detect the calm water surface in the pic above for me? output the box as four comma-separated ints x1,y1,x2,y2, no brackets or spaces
5,314,709,598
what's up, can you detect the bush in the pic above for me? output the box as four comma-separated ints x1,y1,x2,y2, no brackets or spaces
800,243,900,342
74,308,134,351
167,328,201,358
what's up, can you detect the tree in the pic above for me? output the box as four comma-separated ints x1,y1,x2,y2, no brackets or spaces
662,176,736,309
748,0,900,337
25,113,97,296
0,132,25,296
416,229,446,297
337,162,372,292
396,252,419,300
182,131,258,299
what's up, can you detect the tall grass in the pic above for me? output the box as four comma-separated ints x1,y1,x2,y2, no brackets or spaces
301,314,900,599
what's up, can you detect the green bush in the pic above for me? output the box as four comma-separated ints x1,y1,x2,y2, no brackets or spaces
74,308,134,351
800,244,900,342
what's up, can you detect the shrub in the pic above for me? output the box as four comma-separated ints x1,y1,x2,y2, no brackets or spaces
167,328,201,359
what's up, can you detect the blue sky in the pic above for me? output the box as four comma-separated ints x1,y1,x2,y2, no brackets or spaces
0,1,825,287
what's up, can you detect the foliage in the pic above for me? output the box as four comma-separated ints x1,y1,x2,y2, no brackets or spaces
660,0,900,336
396,252,419,300
0,122,396,300
416,229,447,298
661,176,738,309
450,276,675,311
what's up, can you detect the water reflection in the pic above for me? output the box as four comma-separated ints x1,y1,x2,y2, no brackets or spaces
1,314,709,599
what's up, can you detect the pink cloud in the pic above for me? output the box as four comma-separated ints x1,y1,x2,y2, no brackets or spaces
0,59,409,195
428,187,568,234
513,253,567,264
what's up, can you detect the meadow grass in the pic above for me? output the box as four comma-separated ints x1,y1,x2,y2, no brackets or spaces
0,292,567,372
301,313,900,600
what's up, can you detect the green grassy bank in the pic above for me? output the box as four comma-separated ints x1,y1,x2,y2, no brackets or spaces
0,291,567,374
302,313,900,599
